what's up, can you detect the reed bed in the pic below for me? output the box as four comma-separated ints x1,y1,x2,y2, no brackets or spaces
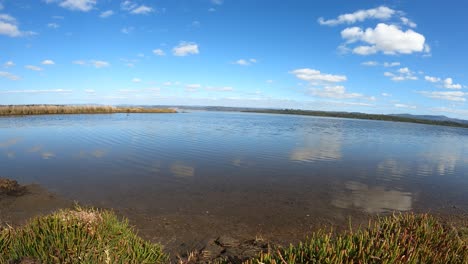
0,105,176,116
0,206,168,264
245,213,467,264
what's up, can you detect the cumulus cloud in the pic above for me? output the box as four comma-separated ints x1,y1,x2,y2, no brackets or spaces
290,68,347,83
401,17,417,28
419,91,466,102
59,0,96,12
25,65,43,71
318,6,395,26
443,78,462,89
0,71,20,81
152,48,165,56
384,67,418,81
233,58,257,66
424,76,463,89
0,14,35,37
100,10,114,18
341,23,426,55
172,42,199,56
42,59,55,65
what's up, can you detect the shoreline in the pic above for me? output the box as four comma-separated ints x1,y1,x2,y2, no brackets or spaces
1,178,467,263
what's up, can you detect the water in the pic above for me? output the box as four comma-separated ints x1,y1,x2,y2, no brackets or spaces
1,111,467,238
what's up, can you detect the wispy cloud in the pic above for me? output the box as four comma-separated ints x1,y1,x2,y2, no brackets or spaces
0,71,20,81
233,58,257,66
99,10,114,18
418,91,466,102
318,6,395,26
54,0,97,12
42,59,55,65
47,23,60,29
73,60,110,68
0,89,72,94
25,65,43,71
3,61,15,68
0,14,36,37
152,49,165,56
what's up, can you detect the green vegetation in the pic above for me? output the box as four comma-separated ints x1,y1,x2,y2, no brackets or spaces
0,105,176,116
0,206,168,264
245,109,468,128
245,214,467,264
0,209,466,263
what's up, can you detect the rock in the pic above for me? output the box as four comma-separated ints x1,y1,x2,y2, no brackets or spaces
0,178,26,196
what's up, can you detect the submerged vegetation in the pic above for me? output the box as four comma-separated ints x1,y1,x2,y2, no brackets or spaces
0,206,168,264
0,105,176,116
0,208,466,263
244,109,468,128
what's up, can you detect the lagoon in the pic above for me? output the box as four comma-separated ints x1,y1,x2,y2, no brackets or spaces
1,111,467,250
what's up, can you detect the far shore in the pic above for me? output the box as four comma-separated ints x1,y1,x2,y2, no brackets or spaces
0,105,177,116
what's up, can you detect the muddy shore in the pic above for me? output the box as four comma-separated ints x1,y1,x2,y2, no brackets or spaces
1,178,467,263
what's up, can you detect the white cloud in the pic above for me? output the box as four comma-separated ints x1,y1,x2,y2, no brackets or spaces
0,71,20,81
0,89,72,94
47,23,60,28
432,107,468,117
90,60,109,68
424,76,441,83
84,89,95,93
205,86,234,92
172,42,199,56
59,0,96,12
25,65,43,71
233,58,257,66
341,23,426,55
361,61,378,66
443,78,462,89
0,14,35,37
290,68,347,83
419,91,466,102
100,10,114,18
381,93,391,97
121,1,137,11
383,62,400,67
152,48,165,56
132,78,141,83
424,76,463,89
318,6,395,26
266,80,274,84
401,17,417,28
394,103,416,109
3,61,14,68
130,5,153,15
42,59,55,65
309,85,365,99
384,67,418,81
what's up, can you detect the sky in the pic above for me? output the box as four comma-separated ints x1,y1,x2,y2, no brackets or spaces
1,0,468,119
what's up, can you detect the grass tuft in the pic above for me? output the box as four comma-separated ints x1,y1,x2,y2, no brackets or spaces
0,206,168,264
245,213,467,264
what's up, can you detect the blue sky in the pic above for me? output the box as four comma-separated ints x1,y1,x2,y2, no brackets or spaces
1,0,468,118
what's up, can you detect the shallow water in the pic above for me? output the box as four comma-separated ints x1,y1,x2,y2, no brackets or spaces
1,112,468,244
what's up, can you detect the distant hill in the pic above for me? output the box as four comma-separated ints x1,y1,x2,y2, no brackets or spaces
390,114,468,125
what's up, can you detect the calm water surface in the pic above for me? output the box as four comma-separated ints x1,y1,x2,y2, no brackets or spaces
1,111,467,219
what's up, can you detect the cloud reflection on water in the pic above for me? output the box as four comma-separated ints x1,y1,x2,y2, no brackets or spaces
290,128,342,162
332,181,412,213
170,162,195,178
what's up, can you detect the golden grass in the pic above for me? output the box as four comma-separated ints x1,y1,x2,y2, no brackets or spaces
0,105,176,116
